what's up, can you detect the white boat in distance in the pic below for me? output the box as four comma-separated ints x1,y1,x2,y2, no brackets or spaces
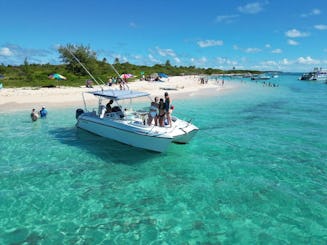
75,89,199,152
299,67,327,82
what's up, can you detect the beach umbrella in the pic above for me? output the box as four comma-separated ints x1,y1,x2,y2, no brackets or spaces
48,73,67,87
48,73,67,80
120,74,133,79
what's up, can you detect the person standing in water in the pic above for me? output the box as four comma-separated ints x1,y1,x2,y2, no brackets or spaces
31,108,38,121
39,106,48,118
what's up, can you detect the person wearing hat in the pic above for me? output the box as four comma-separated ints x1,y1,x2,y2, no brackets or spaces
39,106,48,118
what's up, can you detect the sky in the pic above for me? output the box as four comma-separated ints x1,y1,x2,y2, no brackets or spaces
1,0,327,72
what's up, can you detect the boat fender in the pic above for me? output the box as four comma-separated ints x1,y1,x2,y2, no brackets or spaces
75,108,84,119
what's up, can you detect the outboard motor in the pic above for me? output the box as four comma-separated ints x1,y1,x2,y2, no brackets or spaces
75,108,84,119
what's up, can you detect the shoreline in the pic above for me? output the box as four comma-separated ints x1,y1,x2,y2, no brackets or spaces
0,76,239,113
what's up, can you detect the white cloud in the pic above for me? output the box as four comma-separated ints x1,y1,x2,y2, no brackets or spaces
156,47,177,57
0,44,54,65
189,57,208,67
285,29,309,38
272,49,282,54
0,47,13,56
288,39,299,46
244,47,261,53
129,22,137,28
174,57,181,63
197,40,223,48
199,57,207,63
312,9,321,15
216,57,237,66
314,24,327,30
261,60,278,67
233,45,239,50
281,58,290,65
215,15,239,23
265,44,271,48
296,56,320,65
301,8,321,17
238,2,265,14
133,55,142,60
148,54,160,63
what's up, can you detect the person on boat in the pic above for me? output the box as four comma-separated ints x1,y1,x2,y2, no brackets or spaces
39,106,48,118
107,77,112,87
164,92,172,127
86,79,93,88
169,105,174,115
158,98,165,127
147,97,159,126
165,105,174,125
31,108,39,122
117,77,123,90
106,100,114,114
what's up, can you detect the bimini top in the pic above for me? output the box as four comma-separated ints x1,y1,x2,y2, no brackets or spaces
89,89,150,100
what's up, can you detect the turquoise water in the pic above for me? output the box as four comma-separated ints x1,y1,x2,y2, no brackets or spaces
1,75,327,244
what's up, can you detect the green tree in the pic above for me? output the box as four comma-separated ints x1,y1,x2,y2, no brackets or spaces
114,57,120,64
0,63,6,73
165,60,171,67
23,57,33,81
58,44,98,75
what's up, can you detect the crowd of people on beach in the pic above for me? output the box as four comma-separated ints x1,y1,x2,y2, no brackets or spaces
85,76,130,90
30,106,48,121
106,77,129,90
147,92,173,127
200,76,225,86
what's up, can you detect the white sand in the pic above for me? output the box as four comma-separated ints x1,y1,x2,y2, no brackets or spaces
0,75,238,112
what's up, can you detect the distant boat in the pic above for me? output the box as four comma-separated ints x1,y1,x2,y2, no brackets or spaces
299,67,327,81
299,72,315,81
251,75,271,80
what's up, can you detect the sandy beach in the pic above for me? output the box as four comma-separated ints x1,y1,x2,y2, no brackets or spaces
0,75,237,112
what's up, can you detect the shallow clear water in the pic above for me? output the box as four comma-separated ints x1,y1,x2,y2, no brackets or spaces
1,75,327,244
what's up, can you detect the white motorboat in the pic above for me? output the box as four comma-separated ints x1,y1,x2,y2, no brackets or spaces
314,68,327,81
75,89,199,152
299,67,327,81
251,75,271,80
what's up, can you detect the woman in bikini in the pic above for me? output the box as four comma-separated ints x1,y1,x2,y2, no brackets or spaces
147,97,159,126
164,92,172,127
158,98,166,127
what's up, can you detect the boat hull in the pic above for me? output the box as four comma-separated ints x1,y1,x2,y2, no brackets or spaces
77,115,173,152
170,118,199,144
172,128,198,144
